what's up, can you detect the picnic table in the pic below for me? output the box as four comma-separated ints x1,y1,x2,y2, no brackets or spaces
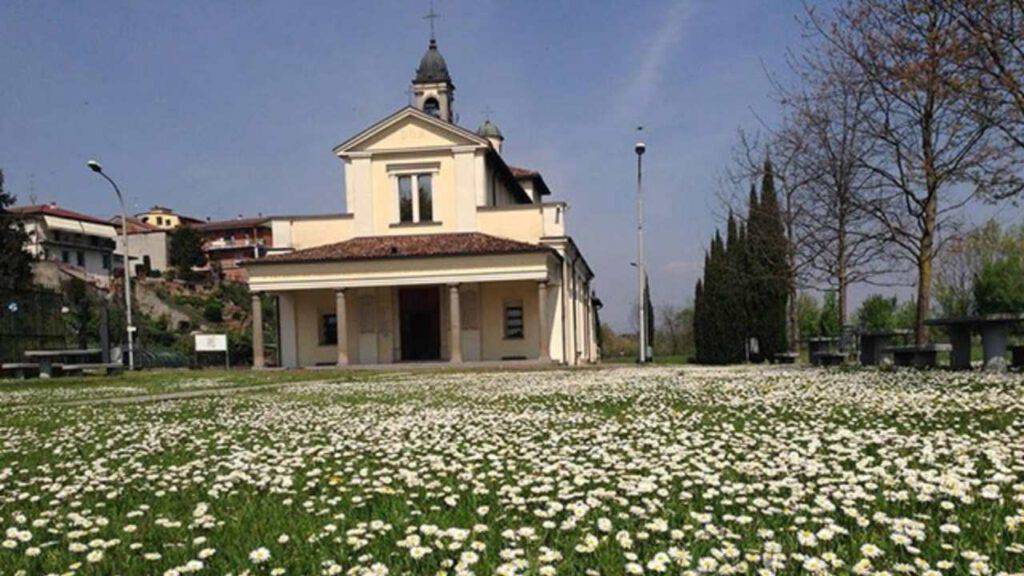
806,337,842,367
925,313,1024,371
23,348,103,378
885,343,952,369
858,329,912,366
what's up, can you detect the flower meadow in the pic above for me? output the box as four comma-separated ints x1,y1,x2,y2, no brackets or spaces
1,366,1023,576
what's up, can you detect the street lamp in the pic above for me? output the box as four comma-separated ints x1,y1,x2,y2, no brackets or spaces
635,134,647,365
87,160,135,371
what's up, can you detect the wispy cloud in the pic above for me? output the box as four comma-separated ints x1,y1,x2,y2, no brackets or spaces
620,0,693,119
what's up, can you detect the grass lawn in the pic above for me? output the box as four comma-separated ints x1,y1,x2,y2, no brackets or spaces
0,365,1022,575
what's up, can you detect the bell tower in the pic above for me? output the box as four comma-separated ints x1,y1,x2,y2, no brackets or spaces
411,7,454,122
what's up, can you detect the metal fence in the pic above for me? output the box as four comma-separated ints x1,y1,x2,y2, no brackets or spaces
0,290,67,363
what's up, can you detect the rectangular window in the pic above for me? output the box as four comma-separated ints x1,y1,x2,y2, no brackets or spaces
398,175,414,223
76,251,85,267
320,314,338,345
418,174,433,222
102,254,111,270
61,250,70,263
396,173,435,224
504,301,524,339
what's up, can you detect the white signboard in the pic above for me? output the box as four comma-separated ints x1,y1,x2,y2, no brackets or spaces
195,334,228,352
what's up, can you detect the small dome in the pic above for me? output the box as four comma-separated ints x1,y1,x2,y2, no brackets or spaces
477,119,504,139
414,39,452,84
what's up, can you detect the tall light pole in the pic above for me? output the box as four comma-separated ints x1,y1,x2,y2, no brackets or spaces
87,160,135,370
635,134,647,364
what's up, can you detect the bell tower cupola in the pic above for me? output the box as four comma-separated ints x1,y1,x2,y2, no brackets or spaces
412,38,455,122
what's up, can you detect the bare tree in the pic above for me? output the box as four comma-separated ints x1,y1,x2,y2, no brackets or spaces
945,0,1024,153
786,48,900,326
809,0,1024,344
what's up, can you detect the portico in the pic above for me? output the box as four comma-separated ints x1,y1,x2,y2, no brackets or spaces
247,234,578,367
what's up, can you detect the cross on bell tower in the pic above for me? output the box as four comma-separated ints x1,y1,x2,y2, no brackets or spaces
424,1,440,41
411,1,455,122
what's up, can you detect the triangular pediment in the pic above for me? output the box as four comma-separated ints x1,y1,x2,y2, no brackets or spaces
334,107,488,155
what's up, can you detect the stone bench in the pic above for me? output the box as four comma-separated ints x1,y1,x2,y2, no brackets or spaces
885,344,952,369
1011,345,1024,370
773,352,798,364
1,363,41,380
811,351,846,367
58,363,124,377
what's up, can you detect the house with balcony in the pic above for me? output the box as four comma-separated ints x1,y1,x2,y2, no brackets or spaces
12,203,118,282
135,206,203,230
195,216,272,281
244,38,599,367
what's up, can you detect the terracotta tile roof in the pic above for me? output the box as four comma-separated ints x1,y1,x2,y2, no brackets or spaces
194,217,270,232
10,204,112,226
509,166,539,178
250,232,552,265
109,215,160,234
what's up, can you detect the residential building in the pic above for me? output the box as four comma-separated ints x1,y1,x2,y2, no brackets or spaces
11,203,118,281
135,206,202,230
195,217,272,282
245,38,600,367
109,216,171,276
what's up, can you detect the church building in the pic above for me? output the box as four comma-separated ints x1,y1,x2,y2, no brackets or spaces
245,38,600,367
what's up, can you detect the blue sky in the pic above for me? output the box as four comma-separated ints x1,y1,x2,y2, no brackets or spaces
3,0,828,328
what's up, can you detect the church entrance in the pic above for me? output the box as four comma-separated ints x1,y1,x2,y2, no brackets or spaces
399,287,441,361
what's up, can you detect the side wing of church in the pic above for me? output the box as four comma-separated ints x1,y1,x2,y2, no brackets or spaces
245,39,600,367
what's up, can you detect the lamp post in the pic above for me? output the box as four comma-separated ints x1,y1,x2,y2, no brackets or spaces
635,136,647,364
87,160,134,370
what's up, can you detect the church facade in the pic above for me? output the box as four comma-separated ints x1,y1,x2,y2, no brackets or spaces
245,39,600,367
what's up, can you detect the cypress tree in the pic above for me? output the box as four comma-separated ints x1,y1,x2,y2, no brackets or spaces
0,170,34,296
693,278,704,362
746,158,789,360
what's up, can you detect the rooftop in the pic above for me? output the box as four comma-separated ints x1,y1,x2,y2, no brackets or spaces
249,232,552,265
10,203,112,226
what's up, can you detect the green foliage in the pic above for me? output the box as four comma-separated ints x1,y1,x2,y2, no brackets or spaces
169,225,206,280
856,295,899,331
0,169,34,295
61,278,94,349
695,160,790,364
935,220,1024,317
893,300,917,330
795,293,821,340
202,300,225,323
818,292,841,337
973,257,1024,315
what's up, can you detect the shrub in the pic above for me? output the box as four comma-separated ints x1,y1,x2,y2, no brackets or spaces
973,257,1024,315
856,295,898,331
202,300,224,323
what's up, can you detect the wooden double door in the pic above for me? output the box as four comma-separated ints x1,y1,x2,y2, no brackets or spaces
399,287,441,361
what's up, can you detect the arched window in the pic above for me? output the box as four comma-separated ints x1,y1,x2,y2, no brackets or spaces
423,97,440,117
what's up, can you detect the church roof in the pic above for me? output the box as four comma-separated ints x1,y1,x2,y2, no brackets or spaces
477,119,503,139
414,39,452,84
247,232,553,265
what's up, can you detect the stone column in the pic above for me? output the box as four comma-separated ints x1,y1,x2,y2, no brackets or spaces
981,323,1009,372
251,293,265,369
449,284,462,363
537,281,550,362
335,289,349,366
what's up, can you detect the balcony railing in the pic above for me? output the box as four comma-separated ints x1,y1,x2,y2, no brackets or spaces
203,238,266,251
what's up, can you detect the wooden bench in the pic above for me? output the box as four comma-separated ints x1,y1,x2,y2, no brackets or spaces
885,344,951,369
773,352,798,364
1,363,41,380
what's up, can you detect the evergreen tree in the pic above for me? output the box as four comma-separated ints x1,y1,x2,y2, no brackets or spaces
643,274,654,362
0,170,34,295
693,278,705,362
746,158,790,360
169,225,206,280
723,211,748,362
